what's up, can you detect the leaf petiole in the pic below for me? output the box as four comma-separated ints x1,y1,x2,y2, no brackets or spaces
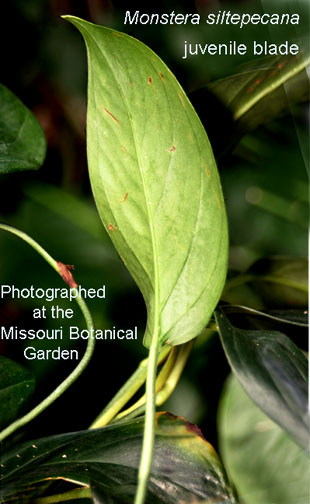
89,344,171,429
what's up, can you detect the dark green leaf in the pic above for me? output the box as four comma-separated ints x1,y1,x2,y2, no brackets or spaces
218,376,309,504
64,17,228,348
0,83,46,174
215,309,308,449
191,52,310,157
0,356,35,430
0,413,237,504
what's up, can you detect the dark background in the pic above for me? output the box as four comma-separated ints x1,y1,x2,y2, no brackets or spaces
0,0,308,449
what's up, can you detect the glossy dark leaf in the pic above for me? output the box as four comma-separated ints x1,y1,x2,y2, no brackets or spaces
215,309,308,449
0,413,236,504
218,376,309,504
0,83,46,174
191,52,310,157
0,356,35,430
223,305,308,327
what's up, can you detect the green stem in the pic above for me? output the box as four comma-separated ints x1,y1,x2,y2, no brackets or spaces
156,340,194,406
113,341,194,425
115,347,176,421
0,224,59,273
34,487,91,503
89,345,170,429
0,224,95,442
134,332,160,504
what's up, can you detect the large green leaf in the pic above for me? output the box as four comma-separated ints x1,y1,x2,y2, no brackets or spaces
0,356,35,430
64,17,228,348
0,413,237,504
218,375,309,504
190,52,310,156
215,309,308,449
0,83,46,173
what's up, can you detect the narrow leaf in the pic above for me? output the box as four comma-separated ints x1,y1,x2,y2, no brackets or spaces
218,376,309,504
223,305,308,327
64,17,228,347
0,84,46,173
0,356,35,430
215,309,308,449
0,413,237,504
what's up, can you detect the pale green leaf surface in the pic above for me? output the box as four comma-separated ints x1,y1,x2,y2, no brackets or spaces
64,17,228,347
218,376,309,504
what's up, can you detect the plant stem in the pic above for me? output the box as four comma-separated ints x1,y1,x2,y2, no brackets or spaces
0,224,59,273
115,346,177,421
0,224,95,442
156,340,194,406
89,345,170,429
34,487,91,503
113,341,194,424
134,330,160,504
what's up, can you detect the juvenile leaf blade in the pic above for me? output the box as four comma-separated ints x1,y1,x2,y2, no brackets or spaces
0,413,237,504
0,356,35,430
0,84,46,173
65,17,228,347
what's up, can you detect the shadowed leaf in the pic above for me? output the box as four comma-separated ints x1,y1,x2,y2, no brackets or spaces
0,356,35,430
215,309,308,449
0,84,46,174
0,413,236,504
191,52,310,157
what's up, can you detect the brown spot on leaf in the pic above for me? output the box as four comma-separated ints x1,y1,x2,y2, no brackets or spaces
214,192,221,209
148,77,152,84
121,192,128,203
102,107,120,126
57,262,78,288
129,82,133,87
178,91,185,108
168,145,176,152
246,86,254,94
113,32,121,37
205,166,211,178
121,145,127,153
108,224,116,232
159,71,165,80
254,78,262,85
277,62,284,69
